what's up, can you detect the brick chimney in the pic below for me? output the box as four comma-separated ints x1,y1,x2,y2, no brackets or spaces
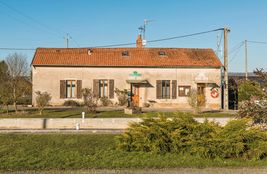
136,34,143,48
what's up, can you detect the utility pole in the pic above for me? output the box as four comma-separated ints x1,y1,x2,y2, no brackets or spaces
224,27,230,110
245,40,248,80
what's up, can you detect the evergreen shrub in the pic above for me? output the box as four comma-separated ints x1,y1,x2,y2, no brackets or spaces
116,113,267,160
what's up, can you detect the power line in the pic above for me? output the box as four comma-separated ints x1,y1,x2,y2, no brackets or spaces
93,28,224,48
0,0,63,39
147,28,224,43
247,40,267,44
0,1,81,47
0,28,224,50
0,48,35,51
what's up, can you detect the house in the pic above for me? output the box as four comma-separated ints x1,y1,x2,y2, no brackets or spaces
31,35,223,110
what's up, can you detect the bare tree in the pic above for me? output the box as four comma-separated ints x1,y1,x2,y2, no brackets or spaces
5,53,30,113
35,91,51,115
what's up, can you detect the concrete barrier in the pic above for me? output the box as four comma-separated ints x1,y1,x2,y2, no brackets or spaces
0,117,232,130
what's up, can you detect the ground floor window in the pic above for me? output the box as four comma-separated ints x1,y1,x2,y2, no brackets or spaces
178,86,191,96
66,80,76,98
99,80,108,97
93,79,114,99
162,80,170,99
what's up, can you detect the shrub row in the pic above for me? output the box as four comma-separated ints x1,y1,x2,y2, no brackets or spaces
116,114,267,160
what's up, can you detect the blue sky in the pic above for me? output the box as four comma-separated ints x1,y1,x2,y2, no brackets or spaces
0,0,267,72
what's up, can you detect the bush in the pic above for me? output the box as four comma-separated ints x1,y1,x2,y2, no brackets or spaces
238,80,265,102
115,88,128,106
63,100,81,107
100,97,112,106
116,114,267,160
187,88,205,114
238,99,267,125
82,88,98,113
35,91,51,115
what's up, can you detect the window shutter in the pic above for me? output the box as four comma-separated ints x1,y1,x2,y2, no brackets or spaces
60,80,66,99
156,80,162,99
109,79,114,99
77,80,82,99
93,79,99,97
172,80,177,99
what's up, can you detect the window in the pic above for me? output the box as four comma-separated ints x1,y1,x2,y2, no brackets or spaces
122,51,129,57
66,80,76,98
178,86,191,96
158,51,166,56
162,80,170,99
99,80,108,97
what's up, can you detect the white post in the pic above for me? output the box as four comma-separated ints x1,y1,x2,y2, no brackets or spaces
82,112,85,119
75,123,80,130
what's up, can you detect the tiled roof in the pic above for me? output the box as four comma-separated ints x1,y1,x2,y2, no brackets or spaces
32,47,222,68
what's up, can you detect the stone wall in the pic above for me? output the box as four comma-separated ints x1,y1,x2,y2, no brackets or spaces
32,66,221,109
0,117,232,130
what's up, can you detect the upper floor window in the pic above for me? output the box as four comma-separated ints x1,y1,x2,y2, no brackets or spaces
158,51,166,56
122,51,129,57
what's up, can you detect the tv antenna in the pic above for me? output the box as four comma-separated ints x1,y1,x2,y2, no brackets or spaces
138,19,154,46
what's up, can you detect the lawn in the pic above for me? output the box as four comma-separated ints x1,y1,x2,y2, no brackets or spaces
0,107,236,118
0,134,266,171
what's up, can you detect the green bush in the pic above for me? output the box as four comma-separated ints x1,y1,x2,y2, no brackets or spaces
100,97,112,106
114,88,128,106
63,100,81,107
116,114,267,160
238,99,267,125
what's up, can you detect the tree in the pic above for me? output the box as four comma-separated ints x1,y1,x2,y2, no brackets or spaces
187,88,205,114
238,80,265,102
114,88,128,106
35,91,51,115
238,68,267,126
5,53,30,113
82,88,98,113
0,61,12,113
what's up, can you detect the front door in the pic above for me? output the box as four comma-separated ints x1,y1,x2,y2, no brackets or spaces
132,85,140,107
197,83,206,105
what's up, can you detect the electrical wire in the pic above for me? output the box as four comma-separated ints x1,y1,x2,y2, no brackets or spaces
247,40,267,44
0,28,224,50
93,28,224,48
0,48,35,51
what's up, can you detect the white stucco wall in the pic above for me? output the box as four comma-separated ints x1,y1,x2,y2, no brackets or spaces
32,66,222,109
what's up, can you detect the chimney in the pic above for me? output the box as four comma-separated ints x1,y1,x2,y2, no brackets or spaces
136,34,143,48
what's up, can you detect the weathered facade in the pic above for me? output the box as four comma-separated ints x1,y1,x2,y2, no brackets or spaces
32,36,223,110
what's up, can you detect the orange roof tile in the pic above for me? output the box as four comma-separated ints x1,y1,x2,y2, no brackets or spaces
32,47,222,68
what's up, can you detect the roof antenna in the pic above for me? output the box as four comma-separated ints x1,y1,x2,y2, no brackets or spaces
138,19,154,46
64,33,72,48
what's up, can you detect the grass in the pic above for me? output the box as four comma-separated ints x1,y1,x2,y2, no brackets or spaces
0,107,236,118
0,133,267,171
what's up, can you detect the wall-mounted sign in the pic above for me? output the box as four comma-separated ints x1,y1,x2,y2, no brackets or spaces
210,87,219,98
129,71,142,77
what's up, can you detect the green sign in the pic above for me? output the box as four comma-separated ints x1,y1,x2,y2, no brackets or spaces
129,71,141,77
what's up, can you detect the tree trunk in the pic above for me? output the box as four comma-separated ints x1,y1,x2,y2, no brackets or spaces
6,104,9,114
14,101,17,114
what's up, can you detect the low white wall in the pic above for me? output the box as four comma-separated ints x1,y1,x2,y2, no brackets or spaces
0,117,233,130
